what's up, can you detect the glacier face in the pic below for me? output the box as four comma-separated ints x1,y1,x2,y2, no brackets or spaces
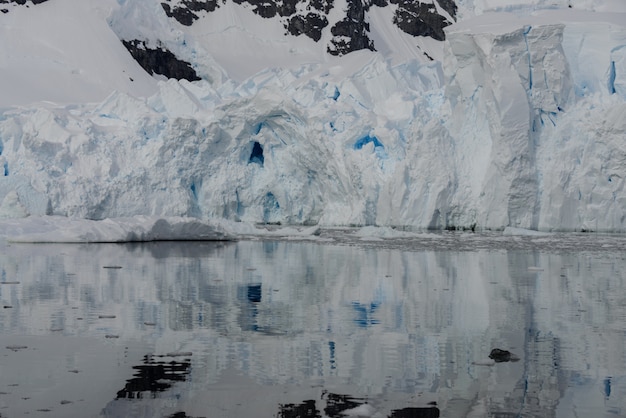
0,4,625,231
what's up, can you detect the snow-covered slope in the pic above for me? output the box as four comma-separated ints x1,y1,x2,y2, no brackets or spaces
0,0,159,107
0,0,625,231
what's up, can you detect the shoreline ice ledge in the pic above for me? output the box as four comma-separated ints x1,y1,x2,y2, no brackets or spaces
0,10,625,232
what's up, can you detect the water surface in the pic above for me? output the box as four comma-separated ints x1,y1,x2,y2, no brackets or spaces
0,237,625,417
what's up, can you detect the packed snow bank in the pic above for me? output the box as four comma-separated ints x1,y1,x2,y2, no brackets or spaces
0,216,234,243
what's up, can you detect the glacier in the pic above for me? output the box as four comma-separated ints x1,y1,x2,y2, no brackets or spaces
0,2,625,232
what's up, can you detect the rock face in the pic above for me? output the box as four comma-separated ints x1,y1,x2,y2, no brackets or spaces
122,40,201,82
161,0,221,26
327,0,375,56
489,348,519,363
0,0,49,4
389,0,452,41
0,0,48,13
159,0,455,56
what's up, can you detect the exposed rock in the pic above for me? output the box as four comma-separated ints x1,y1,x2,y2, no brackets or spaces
489,348,520,363
0,0,49,9
389,0,452,41
327,0,375,56
158,0,454,52
161,0,222,26
437,0,457,19
0,0,49,4
287,13,328,42
122,40,201,81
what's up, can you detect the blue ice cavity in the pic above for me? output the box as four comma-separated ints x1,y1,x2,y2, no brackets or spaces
331,86,340,101
190,181,199,200
353,134,383,150
354,134,388,160
249,141,264,166
2,161,7,176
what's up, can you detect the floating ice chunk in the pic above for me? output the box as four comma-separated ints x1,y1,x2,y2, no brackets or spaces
0,216,234,243
502,227,551,236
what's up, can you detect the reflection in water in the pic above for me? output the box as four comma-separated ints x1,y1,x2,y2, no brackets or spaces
0,239,625,417
278,399,320,418
116,354,192,399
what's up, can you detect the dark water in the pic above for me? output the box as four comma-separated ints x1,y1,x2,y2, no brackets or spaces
0,238,625,417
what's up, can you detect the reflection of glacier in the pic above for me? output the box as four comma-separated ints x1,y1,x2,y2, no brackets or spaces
0,240,625,416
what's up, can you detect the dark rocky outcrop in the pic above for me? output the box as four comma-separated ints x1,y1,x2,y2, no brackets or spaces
389,0,452,41
327,0,375,56
0,0,49,6
287,13,327,42
122,40,201,81
437,0,458,19
158,0,455,55
0,0,47,14
0,0,49,4
161,0,222,26
489,348,520,363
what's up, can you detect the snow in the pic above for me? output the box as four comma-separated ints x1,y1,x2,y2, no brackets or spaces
0,216,234,243
0,0,158,107
1,1,626,233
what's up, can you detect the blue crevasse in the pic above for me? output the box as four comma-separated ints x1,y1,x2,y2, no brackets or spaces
249,141,264,166
523,26,533,92
608,60,617,94
353,134,383,150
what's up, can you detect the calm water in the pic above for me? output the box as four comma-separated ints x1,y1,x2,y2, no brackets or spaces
0,236,625,417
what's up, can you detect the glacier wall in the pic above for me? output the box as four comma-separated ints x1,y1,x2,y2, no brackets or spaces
0,11,625,231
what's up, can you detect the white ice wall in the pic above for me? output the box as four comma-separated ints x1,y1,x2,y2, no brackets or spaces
0,8,625,231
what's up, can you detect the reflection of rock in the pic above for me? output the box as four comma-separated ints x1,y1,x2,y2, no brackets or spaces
277,399,321,418
116,353,192,399
278,393,439,417
390,407,440,417
323,392,368,417
488,348,519,363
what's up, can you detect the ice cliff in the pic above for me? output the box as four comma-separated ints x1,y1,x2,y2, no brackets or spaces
0,1,625,231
